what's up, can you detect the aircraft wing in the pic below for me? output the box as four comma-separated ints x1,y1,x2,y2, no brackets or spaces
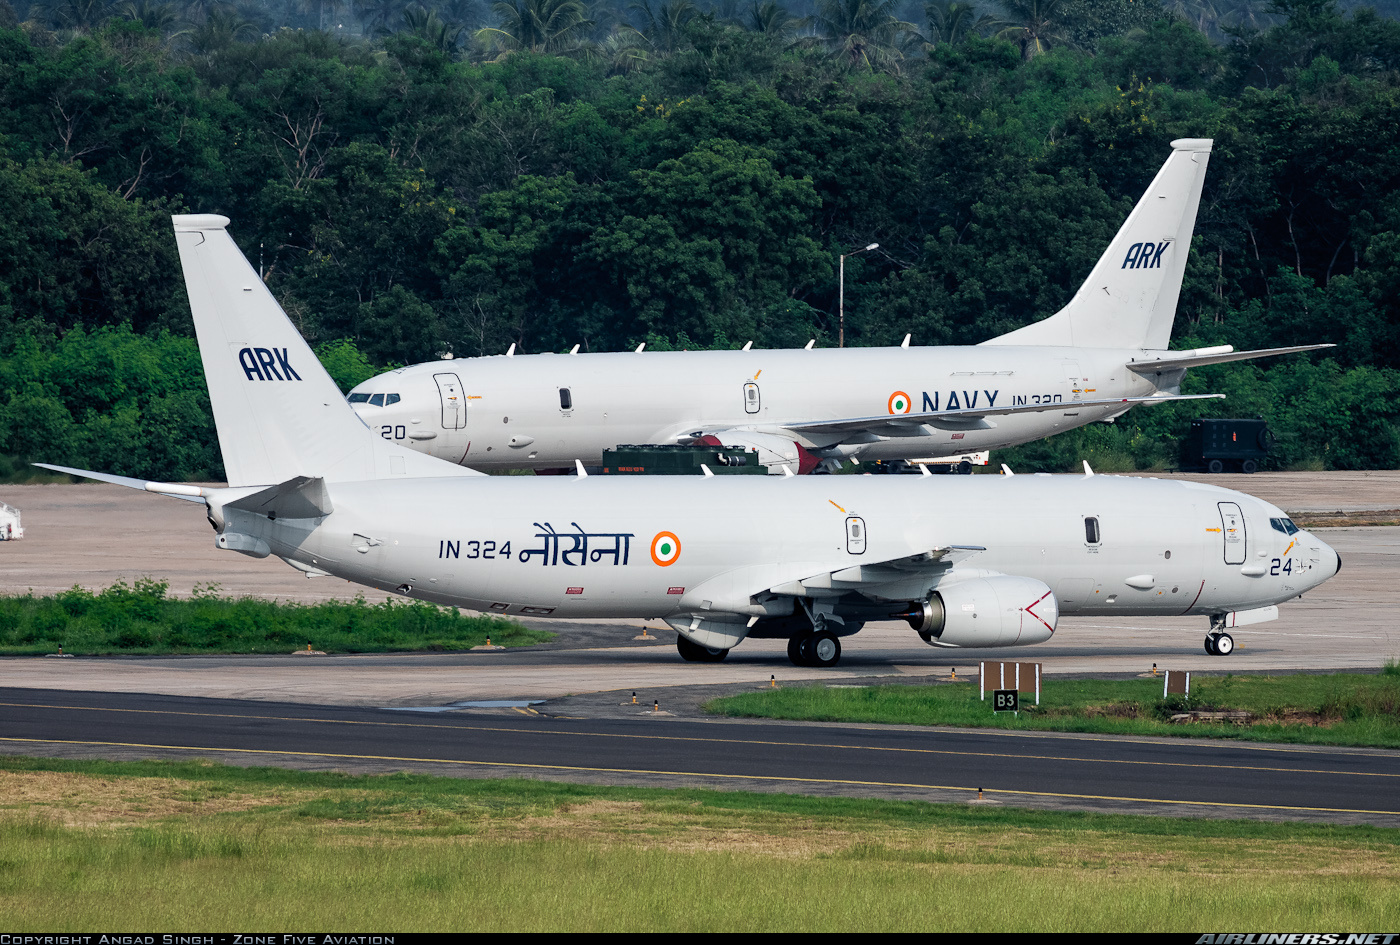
781,392,1224,437
766,545,987,601
1128,344,1334,373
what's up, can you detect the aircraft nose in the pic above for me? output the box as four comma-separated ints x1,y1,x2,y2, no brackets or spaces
1315,536,1340,580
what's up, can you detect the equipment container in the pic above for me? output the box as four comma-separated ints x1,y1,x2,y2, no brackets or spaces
1181,418,1271,474
601,444,766,475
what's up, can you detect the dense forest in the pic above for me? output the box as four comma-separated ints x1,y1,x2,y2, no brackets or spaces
1,0,1399,480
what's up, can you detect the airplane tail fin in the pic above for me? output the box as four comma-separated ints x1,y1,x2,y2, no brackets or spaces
172,214,474,488
982,138,1213,351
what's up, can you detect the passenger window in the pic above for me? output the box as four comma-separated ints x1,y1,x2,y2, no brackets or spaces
559,388,573,411
385,393,401,406
1084,517,1100,544
347,393,370,404
368,394,385,406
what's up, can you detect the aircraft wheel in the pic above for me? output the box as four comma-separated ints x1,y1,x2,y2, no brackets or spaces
1207,459,1225,474
677,635,729,663
809,631,841,667
1204,635,1218,655
787,636,807,666
1214,632,1235,656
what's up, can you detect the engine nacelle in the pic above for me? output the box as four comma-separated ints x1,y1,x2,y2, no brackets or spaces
905,575,1058,647
697,433,819,474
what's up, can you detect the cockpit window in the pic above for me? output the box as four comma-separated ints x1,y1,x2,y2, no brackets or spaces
385,393,401,405
348,393,370,404
368,393,385,406
1270,517,1299,535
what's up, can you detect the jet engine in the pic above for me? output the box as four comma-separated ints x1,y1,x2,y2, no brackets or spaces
696,433,820,474
902,575,1058,647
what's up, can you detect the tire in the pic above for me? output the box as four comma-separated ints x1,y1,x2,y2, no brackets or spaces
1204,635,1218,655
1207,459,1224,474
1214,632,1234,656
677,635,729,662
958,460,973,475
809,631,841,667
787,636,806,666
1241,460,1258,474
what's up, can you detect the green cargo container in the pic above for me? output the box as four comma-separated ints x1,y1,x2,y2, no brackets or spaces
601,444,766,475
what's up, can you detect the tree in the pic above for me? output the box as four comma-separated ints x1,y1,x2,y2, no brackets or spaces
628,0,697,54
924,0,993,47
993,0,1074,59
475,0,591,56
810,0,920,71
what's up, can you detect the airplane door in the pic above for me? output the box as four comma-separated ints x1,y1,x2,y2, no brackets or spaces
743,382,761,415
845,515,866,555
1218,502,1246,565
434,373,466,430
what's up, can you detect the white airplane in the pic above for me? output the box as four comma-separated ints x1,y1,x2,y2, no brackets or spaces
349,138,1328,474
38,214,1339,667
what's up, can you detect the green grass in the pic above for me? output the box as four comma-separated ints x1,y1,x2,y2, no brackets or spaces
0,756,1398,931
708,672,1400,748
0,578,551,654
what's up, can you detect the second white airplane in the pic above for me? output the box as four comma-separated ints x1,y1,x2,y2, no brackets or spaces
350,138,1327,473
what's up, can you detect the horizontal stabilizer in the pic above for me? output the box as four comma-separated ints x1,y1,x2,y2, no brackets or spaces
783,393,1224,439
1128,344,1335,374
224,476,333,519
33,463,207,503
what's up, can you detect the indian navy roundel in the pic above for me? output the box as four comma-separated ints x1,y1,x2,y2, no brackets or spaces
651,531,681,566
888,390,912,414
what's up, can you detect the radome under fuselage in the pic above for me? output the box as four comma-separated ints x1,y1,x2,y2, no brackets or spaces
217,473,1335,637
349,345,1168,471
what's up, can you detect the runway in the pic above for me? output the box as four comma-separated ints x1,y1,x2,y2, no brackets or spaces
4,687,1399,826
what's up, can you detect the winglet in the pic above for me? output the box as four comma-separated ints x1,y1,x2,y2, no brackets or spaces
919,463,931,477
1001,464,1015,476
700,464,714,478
575,459,588,478
1083,460,1095,477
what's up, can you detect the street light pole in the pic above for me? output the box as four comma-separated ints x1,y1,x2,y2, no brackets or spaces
839,242,879,348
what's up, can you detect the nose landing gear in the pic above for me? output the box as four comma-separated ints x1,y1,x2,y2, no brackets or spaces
1204,632,1234,656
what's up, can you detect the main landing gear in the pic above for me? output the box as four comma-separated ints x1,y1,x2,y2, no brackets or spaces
786,606,844,667
1204,632,1235,656
787,630,841,668
676,635,729,662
